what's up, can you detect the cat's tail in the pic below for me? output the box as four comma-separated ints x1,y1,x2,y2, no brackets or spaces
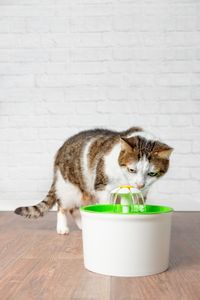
14,184,57,219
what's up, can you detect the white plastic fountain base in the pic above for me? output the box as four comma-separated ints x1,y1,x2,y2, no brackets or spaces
80,204,173,277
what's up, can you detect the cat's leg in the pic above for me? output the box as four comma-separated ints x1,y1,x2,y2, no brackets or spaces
57,206,69,235
70,192,96,230
70,208,82,230
55,169,82,234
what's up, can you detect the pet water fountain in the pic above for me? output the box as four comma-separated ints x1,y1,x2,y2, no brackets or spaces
80,186,173,277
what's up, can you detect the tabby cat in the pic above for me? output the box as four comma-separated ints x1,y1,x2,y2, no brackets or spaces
15,127,173,234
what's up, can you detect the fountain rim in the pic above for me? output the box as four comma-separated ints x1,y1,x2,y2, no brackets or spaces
80,204,173,215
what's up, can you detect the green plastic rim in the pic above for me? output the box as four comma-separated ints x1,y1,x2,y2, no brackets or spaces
80,204,173,215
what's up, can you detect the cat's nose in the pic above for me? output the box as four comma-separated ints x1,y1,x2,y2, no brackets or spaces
136,183,145,189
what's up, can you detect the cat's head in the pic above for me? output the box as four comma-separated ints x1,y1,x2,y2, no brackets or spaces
118,136,173,192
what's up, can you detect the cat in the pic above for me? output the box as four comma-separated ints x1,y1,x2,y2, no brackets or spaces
15,127,173,234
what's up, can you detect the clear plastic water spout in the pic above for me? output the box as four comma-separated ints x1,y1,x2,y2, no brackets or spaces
110,185,145,213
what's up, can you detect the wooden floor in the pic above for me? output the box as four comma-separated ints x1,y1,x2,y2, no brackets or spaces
0,212,200,300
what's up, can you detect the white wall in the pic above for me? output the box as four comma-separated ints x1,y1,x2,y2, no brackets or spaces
0,0,200,211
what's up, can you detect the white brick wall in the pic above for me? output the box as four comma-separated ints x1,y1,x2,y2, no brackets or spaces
0,0,200,211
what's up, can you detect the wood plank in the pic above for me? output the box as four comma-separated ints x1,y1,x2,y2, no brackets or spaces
0,258,84,300
71,268,110,300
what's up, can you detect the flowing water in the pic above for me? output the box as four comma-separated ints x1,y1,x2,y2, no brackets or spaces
130,191,145,213
110,186,145,213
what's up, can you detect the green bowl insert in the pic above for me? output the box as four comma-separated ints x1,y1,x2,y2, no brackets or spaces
80,204,173,215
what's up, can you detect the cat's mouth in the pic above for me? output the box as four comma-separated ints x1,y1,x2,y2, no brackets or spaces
139,185,148,192
132,185,146,190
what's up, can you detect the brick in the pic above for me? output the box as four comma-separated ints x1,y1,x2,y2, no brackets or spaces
0,116,9,128
71,16,111,32
0,75,34,88
0,179,39,192
70,62,107,74
137,115,158,127
159,127,200,140
171,115,192,126
191,87,200,100
172,154,200,167
0,18,10,33
174,141,192,153
7,141,46,153
0,6,55,17
26,17,70,33
168,167,190,179
164,48,195,61
49,49,70,62
8,166,50,180
113,15,164,32
160,100,195,115
75,101,97,114
107,114,135,128
0,88,38,102
134,101,160,114
36,74,123,87
165,16,196,32
0,34,20,48
35,101,76,115
113,48,163,61
0,128,20,140
8,116,48,128
0,0,54,4
69,114,108,127
165,32,200,47
156,74,191,86
193,115,200,126
36,75,71,87
156,115,171,127
106,87,135,101
69,3,113,16
41,33,105,48
0,50,11,62
191,168,200,180
43,63,68,74
193,141,200,153
19,128,38,140
159,61,193,73
0,102,35,115
38,128,72,140
71,48,112,62
18,34,41,48
39,88,65,102
3,49,50,63
0,63,46,75
97,100,135,113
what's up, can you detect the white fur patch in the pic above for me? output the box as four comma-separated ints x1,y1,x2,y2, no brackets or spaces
127,155,158,191
82,138,96,193
55,169,82,209
127,130,158,141
104,143,128,187
95,189,110,204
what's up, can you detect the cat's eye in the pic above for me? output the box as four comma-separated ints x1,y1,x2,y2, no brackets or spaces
128,168,137,174
148,172,158,177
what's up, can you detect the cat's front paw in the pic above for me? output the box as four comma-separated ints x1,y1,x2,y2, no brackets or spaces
57,226,69,235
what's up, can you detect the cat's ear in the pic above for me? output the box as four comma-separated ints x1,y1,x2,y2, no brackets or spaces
154,143,173,159
120,137,133,153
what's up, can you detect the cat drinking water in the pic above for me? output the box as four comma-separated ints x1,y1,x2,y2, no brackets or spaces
15,127,173,234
